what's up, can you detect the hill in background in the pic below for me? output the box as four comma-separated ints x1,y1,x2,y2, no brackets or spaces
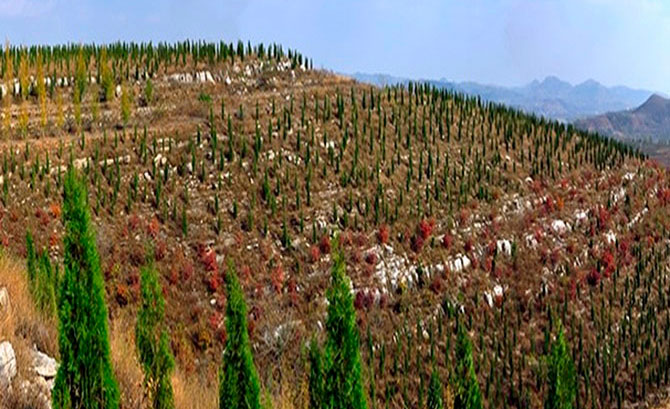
353,73,654,122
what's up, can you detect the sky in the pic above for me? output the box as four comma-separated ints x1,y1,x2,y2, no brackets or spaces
1,0,669,93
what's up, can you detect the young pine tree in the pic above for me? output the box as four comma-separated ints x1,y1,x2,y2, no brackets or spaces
25,231,37,288
545,322,576,409
35,250,57,318
136,254,175,409
52,170,120,409
219,261,261,409
454,325,482,409
322,241,367,409
427,365,444,409
308,338,325,409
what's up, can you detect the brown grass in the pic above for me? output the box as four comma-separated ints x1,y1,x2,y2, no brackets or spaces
0,250,57,409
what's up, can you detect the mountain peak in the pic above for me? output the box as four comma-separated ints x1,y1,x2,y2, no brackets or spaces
635,93,670,115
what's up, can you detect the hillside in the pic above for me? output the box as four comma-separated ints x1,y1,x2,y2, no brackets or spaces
1,41,670,409
575,94,670,142
353,73,653,122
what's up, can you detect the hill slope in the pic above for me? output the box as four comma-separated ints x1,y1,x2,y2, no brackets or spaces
2,42,670,409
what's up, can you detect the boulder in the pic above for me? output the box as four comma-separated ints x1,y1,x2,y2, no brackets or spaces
31,349,58,379
0,341,17,387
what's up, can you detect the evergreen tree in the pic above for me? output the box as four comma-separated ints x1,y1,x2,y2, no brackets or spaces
309,338,325,409
545,322,576,409
427,365,444,409
136,254,175,409
25,230,37,288
52,170,120,409
323,241,368,409
35,250,57,317
219,260,261,409
454,325,482,409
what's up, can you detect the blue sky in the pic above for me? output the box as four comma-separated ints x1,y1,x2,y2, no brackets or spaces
1,0,669,93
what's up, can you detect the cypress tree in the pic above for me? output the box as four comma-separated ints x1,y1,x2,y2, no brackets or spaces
454,324,482,409
309,338,325,409
52,170,119,409
323,241,368,409
35,250,57,317
219,260,261,409
545,322,576,409
25,230,37,289
427,365,444,409
136,254,175,409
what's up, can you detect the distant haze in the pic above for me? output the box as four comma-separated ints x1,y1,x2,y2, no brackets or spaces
0,0,669,94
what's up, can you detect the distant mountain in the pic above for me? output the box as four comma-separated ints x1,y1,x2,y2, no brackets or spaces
574,94,670,143
351,73,654,122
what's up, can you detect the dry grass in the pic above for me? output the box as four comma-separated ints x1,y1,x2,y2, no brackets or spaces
109,308,145,409
0,251,57,409
173,367,218,409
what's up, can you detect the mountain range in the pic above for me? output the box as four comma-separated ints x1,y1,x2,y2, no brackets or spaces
352,73,655,122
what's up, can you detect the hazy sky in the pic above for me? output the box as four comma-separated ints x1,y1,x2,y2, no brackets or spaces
1,0,668,93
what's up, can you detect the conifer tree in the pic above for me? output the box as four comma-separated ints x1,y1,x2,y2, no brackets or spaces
136,253,175,409
427,365,444,409
308,338,325,409
454,325,482,409
25,230,37,287
219,260,261,409
322,241,368,409
52,170,120,409
35,250,57,317
545,322,576,409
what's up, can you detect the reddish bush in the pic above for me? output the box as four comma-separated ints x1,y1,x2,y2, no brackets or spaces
586,268,600,286
464,238,474,253
154,240,167,261
200,247,218,274
309,245,321,263
49,203,61,219
442,233,454,249
207,274,220,292
147,217,160,238
365,252,378,265
319,235,331,254
430,276,443,294
116,283,130,306
128,214,141,231
377,224,390,244
271,265,285,293
410,234,425,253
208,312,222,331
181,260,194,281
417,218,435,241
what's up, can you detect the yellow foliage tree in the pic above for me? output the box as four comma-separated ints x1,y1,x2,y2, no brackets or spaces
36,50,47,132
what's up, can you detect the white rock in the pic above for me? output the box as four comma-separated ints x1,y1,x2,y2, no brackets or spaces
0,286,9,312
551,219,570,234
115,84,122,98
496,239,512,257
32,349,59,378
605,231,616,245
0,341,17,386
447,254,471,273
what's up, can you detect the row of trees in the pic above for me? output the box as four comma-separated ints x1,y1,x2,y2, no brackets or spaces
36,167,577,409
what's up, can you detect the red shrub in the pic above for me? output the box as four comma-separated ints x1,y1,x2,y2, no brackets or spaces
365,252,378,265
410,234,425,253
309,245,321,263
430,276,443,294
147,217,160,238
181,260,194,281
442,234,454,250
271,266,285,293
49,203,61,219
586,268,600,286
377,225,390,244
128,214,141,231
240,265,252,283
319,235,331,254
207,274,220,292
200,247,218,274
464,238,474,253
154,240,167,261
417,218,435,241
